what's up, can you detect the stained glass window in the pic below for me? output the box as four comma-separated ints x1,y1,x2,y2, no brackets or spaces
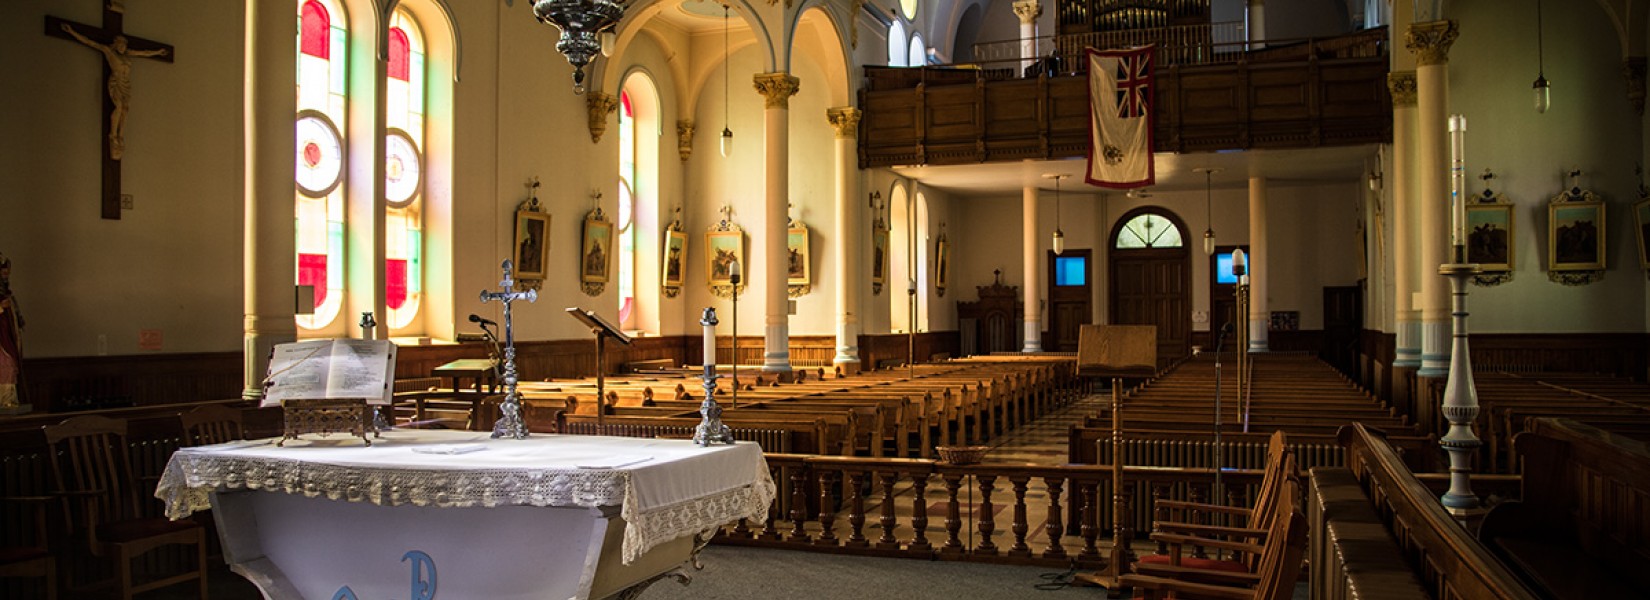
1115,213,1184,249
295,0,347,330
617,91,635,328
384,9,425,331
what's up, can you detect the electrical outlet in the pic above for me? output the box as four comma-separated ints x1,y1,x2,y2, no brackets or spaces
120,194,133,210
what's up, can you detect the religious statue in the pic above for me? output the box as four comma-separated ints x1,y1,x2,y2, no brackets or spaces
60,23,169,160
0,253,23,410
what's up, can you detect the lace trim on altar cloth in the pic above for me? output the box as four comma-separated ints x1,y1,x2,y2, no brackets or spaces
156,451,777,564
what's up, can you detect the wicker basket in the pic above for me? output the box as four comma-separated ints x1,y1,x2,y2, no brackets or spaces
935,445,990,465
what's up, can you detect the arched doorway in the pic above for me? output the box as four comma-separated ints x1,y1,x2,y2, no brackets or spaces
1108,207,1191,369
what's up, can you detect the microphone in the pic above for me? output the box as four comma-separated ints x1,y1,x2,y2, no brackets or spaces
469,314,497,327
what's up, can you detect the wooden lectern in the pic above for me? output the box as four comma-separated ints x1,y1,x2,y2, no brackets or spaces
1072,325,1155,597
566,307,632,427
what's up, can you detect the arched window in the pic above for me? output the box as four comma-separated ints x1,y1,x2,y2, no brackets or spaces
909,33,927,67
889,183,911,332
618,73,660,333
915,191,930,331
888,21,908,66
295,0,347,331
384,8,425,332
1115,212,1185,249
617,90,636,327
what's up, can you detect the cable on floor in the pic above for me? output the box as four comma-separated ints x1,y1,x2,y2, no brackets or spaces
1033,566,1079,591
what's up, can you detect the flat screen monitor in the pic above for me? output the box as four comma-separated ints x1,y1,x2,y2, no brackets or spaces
1055,255,1087,286
1215,253,1239,284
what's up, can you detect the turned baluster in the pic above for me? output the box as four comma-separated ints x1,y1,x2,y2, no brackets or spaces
1226,483,1246,529
1042,476,1068,560
1151,481,1169,555
816,470,839,546
909,472,932,552
1187,483,1209,559
788,466,811,542
1078,480,1102,561
876,470,900,550
1006,475,1031,557
974,474,998,555
733,518,751,539
760,466,781,540
845,470,869,547
941,472,965,554
1116,480,1137,565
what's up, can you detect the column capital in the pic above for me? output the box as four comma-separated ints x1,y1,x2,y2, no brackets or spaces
1405,20,1458,66
826,107,861,138
676,119,695,161
753,73,801,109
1012,0,1042,24
1387,71,1418,107
586,92,619,143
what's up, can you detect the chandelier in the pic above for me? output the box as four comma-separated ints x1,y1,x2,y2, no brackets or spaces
533,0,627,94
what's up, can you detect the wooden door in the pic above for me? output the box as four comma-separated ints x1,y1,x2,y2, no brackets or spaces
1111,249,1190,369
1047,249,1093,352
1322,285,1363,376
1209,245,1247,354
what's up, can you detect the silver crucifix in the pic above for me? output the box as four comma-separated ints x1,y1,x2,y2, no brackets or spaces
481,259,536,439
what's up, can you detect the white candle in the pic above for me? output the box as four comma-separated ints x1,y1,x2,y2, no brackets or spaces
702,309,717,371
1449,115,1467,252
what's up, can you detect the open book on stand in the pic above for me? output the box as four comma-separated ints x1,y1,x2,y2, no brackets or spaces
261,339,398,407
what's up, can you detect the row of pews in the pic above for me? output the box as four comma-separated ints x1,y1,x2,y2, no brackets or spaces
1463,371,1650,473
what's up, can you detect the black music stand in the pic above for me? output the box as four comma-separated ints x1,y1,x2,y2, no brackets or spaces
566,307,633,427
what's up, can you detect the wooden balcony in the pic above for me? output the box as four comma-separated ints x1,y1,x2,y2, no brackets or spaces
859,28,1392,168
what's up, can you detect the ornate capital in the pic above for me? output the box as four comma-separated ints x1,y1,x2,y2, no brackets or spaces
1387,71,1418,107
677,119,696,161
753,73,801,110
826,107,861,139
1012,0,1042,24
1405,20,1459,66
586,92,619,144
1624,57,1647,116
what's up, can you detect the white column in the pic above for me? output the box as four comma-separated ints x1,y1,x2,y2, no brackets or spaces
1247,0,1267,49
1389,72,1421,369
828,107,862,374
242,0,298,399
1407,21,1457,378
1247,177,1269,352
1022,184,1043,352
1013,0,1042,73
755,73,800,374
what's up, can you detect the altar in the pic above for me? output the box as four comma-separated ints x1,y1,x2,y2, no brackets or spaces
156,429,774,600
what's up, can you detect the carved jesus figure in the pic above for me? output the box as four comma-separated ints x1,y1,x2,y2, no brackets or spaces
60,24,169,160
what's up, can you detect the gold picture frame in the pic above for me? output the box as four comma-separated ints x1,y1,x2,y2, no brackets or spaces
871,225,889,292
514,210,551,280
662,229,687,288
706,230,744,287
581,216,613,283
1636,198,1650,269
935,235,950,294
1466,203,1513,271
787,225,810,286
1549,200,1605,271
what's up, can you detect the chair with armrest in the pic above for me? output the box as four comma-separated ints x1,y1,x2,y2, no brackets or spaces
43,415,206,600
1120,483,1308,600
0,494,56,599
1145,431,1294,568
178,404,246,447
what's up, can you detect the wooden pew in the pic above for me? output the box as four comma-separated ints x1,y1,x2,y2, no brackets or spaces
1306,466,1429,600
1478,418,1650,598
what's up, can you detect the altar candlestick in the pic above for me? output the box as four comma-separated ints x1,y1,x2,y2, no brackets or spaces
1449,115,1467,260
703,311,717,373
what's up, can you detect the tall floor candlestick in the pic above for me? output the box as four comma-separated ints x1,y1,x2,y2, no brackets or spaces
695,308,734,446
1449,115,1467,258
1440,114,1482,510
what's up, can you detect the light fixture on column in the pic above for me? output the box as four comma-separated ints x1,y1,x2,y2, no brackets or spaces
1533,0,1550,113
1194,167,1221,256
531,0,627,94
1045,173,1069,254
719,5,735,157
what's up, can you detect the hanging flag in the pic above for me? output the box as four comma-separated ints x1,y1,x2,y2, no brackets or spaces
1086,45,1155,189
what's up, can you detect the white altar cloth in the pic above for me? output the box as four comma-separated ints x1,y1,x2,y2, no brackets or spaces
156,430,775,566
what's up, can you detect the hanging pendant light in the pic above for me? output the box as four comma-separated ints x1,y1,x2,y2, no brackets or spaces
1046,174,1067,254
531,0,627,94
720,5,735,157
1533,0,1551,113
1194,167,1222,256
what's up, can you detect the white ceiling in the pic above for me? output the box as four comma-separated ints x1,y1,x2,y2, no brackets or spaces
653,0,736,33
890,145,1380,196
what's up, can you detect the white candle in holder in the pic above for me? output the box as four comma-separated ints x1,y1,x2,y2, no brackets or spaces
1449,115,1467,252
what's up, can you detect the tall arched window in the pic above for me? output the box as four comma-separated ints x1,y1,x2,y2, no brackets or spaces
889,184,911,332
915,191,930,331
888,21,908,66
617,91,636,327
384,8,426,332
909,33,927,67
618,73,660,332
295,0,348,331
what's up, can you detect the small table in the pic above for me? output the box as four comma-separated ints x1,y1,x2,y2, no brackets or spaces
157,430,775,599
433,358,498,393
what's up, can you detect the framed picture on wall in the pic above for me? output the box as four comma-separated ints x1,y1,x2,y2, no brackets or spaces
787,225,811,286
705,230,744,286
934,236,950,293
581,217,613,283
871,226,889,289
1636,198,1650,269
662,229,687,288
514,210,551,280
1466,203,1514,271
1548,200,1606,271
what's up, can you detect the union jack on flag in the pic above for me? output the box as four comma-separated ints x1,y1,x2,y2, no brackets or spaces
1086,45,1156,189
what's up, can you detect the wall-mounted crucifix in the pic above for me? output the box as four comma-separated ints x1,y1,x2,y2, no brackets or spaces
45,1,174,220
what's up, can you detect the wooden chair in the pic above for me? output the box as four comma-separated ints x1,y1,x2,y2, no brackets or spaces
1144,431,1294,570
43,415,207,600
178,404,245,446
1120,484,1309,599
0,495,56,599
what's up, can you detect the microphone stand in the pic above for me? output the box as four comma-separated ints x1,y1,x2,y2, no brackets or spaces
478,322,504,392
1211,322,1232,559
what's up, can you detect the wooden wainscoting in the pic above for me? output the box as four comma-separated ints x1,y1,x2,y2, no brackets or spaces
20,352,244,413
857,331,961,370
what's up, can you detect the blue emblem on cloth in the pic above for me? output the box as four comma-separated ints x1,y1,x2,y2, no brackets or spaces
331,549,437,599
